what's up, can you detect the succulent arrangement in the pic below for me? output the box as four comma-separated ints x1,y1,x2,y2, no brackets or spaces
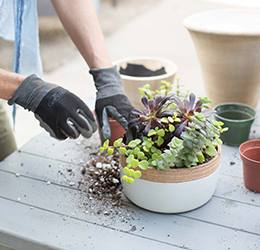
100,81,228,184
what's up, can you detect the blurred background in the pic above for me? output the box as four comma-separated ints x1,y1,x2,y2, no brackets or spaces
0,0,259,148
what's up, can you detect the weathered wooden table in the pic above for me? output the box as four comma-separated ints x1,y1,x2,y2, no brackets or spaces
0,105,260,250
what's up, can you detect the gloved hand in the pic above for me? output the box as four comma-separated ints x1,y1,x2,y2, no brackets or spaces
8,74,97,140
89,65,134,142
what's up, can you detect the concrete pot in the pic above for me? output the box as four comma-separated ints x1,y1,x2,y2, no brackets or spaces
113,57,177,110
239,140,260,193
214,103,256,147
183,9,260,108
119,146,221,213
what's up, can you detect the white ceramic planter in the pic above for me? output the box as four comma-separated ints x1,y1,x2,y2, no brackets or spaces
113,57,177,110
119,146,221,213
183,9,260,108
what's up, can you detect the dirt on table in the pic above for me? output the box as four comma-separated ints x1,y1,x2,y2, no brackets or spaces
80,149,124,206
72,136,138,225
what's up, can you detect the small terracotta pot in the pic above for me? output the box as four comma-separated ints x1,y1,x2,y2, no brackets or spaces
106,118,126,146
119,146,221,213
239,140,260,193
93,111,126,146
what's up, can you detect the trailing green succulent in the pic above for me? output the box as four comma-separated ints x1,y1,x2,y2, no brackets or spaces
100,81,228,184
139,78,190,100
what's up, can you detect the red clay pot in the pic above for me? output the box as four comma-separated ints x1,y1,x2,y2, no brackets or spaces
93,110,126,146
106,118,126,146
239,140,260,193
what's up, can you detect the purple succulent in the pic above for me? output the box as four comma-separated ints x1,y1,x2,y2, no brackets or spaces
171,93,214,136
128,94,174,135
127,92,214,148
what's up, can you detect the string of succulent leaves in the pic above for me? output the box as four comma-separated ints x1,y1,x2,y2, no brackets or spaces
100,81,228,184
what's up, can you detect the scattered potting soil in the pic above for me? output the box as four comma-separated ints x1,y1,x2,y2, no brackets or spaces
77,145,136,223
119,63,166,77
80,149,123,203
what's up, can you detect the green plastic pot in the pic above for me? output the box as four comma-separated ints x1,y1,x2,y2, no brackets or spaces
214,103,256,147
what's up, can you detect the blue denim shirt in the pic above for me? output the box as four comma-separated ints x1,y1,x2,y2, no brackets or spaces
0,0,42,76
0,0,43,126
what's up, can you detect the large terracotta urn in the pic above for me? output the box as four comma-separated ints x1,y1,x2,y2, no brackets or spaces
183,9,260,108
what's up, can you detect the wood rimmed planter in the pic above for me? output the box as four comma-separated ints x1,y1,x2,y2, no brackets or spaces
119,146,222,213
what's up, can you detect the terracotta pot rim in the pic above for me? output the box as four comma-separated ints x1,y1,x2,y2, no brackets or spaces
107,117,121,123
183,9,260,36
113,56,178,81
93,110,120,123
239,139,260,164
120,145,222,183
213,102,256,123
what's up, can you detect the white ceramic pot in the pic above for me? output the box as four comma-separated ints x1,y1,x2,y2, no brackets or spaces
183,9,260,108
119,146,221,213
113,57,177,110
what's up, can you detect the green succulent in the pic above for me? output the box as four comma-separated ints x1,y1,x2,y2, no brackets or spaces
100,80,228,184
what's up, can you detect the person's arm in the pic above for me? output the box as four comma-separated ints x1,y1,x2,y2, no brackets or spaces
1,67,97,140
50,0,112,69
50,0,135,142
0,69,26,100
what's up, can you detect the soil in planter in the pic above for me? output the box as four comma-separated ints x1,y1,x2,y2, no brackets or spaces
119,63,166,77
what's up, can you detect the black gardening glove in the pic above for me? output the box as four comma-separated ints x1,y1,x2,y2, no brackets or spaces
8,75,97,140
89,66,134,142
